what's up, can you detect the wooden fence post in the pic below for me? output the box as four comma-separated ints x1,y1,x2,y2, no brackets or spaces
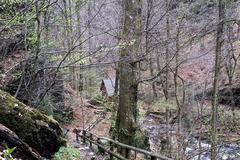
97,138,105,154
82,130,86,143
125,148,130,159
151,156,157,160
76,130,79,142
89,133,93,148
97,138,101,152
109,141,113,160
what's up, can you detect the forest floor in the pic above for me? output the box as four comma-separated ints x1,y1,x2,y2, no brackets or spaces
0,50,25,88
64,85,112,160
63,85,152,160
62,82,240,160
64,84,112,139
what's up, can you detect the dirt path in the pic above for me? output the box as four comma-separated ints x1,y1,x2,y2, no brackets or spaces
63,86,111,159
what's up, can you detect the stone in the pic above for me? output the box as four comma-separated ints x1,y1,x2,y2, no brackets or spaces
0,123,42,160
0,90,66,158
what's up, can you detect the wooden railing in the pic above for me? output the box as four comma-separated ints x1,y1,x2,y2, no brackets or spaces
75,129,173,160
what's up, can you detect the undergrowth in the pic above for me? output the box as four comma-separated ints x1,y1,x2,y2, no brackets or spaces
54,146,81,160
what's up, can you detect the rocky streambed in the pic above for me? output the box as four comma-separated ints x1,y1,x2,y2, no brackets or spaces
140,114,240,160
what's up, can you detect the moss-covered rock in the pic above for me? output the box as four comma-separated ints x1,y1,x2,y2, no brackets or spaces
0,123,42,160
0,90,66,158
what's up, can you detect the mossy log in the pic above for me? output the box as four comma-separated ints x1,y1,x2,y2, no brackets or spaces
0,123,42,160
0,90,66,158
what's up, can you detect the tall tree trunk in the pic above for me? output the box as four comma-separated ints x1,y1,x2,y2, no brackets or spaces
63,0,71,49
76,0,82,49
174,17,185,160
34,0,41,65
146,0,157,98
211,0,225,159
174,29,182,160
30,0,41,106
88,0,93,63
40,1,51,111
115,0,142,158
165,0,171,156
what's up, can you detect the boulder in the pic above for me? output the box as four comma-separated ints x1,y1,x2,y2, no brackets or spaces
0,123,42,160
218,86,240,106
0,90,66,158
195,85,240,107
0,26,24,59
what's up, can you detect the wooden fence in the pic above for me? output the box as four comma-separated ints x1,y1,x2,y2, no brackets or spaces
75,129,173,160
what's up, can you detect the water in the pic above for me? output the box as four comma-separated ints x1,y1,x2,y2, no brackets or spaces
140,114,240,160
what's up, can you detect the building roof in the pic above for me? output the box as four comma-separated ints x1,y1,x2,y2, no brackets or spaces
102,77,116,97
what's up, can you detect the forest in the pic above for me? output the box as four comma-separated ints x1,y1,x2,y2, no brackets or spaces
0,0,240,160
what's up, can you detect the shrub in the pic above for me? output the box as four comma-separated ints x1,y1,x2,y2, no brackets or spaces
54,146,81,160
0,147,16,160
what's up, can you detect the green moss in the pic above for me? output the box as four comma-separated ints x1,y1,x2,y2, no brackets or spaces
54,146,81,160
0,90,66,158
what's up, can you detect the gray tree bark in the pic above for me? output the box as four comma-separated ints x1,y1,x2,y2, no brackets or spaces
115,0,142,158
211,0,225,159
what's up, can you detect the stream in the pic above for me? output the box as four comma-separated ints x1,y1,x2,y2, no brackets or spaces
140,114,240,160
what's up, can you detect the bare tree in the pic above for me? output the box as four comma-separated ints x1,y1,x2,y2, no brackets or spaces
211,0,225,159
